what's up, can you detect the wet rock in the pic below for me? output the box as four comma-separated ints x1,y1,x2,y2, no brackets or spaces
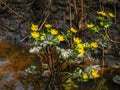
0,0,32,44
14,80,24,90
17,71,29,79
28,83,34,90
104,50,113,54
0,84,6,90
109,30,120,41
0,60,9,66
104,55,120,66
3,72,15,82
65,13,75,21
100,0,118,4
113,75,120,84
51,5,58,13
8,0,25,3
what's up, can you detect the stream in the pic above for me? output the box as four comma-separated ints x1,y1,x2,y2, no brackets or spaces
0,40,120,90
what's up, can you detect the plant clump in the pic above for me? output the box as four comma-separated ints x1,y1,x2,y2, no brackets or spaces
26,11,115,90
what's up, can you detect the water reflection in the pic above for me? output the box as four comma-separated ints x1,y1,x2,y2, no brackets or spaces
0,40,119,90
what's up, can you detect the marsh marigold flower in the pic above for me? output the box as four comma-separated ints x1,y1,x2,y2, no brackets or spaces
91,69,100,78
73,37,82,44
70,27,77,33
51,29,58,35
82,73,88,81
31,32,40,38
77,43,84,49
90,42,98,48
45,24,52,28
87,23,94,28
78,48,85,54
31,24,38,31
97,11,107,16
57,35,65,41
108,12,115,17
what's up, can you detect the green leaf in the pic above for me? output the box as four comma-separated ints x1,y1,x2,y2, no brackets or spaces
100,22,104,26
97,16,104,21
104,21,113,28
91,26,100,33
98,39,107,47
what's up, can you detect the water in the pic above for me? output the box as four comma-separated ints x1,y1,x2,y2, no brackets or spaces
0,40,120,90
0,60,9,66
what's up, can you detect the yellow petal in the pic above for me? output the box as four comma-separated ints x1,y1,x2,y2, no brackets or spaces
51,29,58,35
57,35,65,41
31,32,40,38
45,24,52,28
31,24,38,31
70,27,77,33
87,23,94,28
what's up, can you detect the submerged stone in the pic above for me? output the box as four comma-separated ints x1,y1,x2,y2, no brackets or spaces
14,80,24,90
0,60,9,66
113,75,120,84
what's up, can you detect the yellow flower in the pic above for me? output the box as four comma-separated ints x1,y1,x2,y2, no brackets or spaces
90,42,98,48
31,24,39,31
77,43,84,49
97,11,107,16
87,23,94,28
57,35,65,41
97,11,100,14
91,69,100,78
51,29,58,35
108,13,115,17
73,37,82,44
78,48,85,54
70,27,77,33
82,73,88,81
102,12,107,16
31,32,40,38
45,24,52,28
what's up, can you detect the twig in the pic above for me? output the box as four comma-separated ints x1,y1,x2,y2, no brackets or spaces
114,4,116,24
19,35,29,43
104,28,120,43
80,0,84,22
99,30,120,44
102,47,105,67
38,12,50,31
68,0,72,27
74,0,77,14
38,0,52,31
